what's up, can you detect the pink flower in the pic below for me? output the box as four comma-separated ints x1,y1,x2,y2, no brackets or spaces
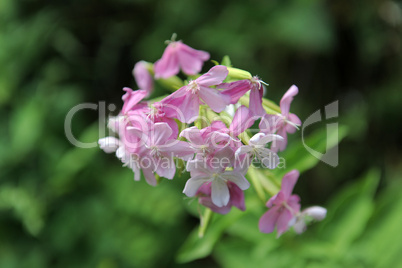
133,61,153,96
259,170,301,236
161,65,231,123
180,125,232,160
196,181,245,214
259,85,301,152
98,131,157,186
154,40,210,79
127,122,194,180
183,159,250,207
219,76,266,117
121,87,148,115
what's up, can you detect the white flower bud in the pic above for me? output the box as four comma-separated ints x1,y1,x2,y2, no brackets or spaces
98,137,120,153
302,206,327,221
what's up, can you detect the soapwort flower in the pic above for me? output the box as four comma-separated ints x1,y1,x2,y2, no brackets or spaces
259,85,302,152
183,159,250,207
154,38,210,79
235,132,283,169
161,65,231,123
97,36,328,237
196,181,245,214
259,170,301,236
219,76,267,117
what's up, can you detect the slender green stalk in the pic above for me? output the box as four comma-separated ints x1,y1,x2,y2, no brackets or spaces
198,208,213,238
247,167,266,203
262,98,281,113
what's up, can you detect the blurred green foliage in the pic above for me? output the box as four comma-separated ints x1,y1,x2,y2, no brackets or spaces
1,0,402,267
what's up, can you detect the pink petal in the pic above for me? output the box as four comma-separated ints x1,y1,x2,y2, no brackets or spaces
207,131,231,149
199,86,230,113
200,121,228,138
154,156,175,180
259,207,280,233
230,106,255,137
164,93,200,123
133,61,153,95
121,88,148,114
270,127,287,152
196,65,228,86
180,127,204,146
199,196,232,215
160,140,195,161
142,166,157,186
228,182,246,211
177,42,210,75
235,145,253,157
183,176,210,197
280,85,298,117
250,133,283,146
152,122,173,145
219,80,251,104
197,182,212,195
221,171,250,190
249,87,265,117
186,159,211,177
276,209,294,236
211,179,230,207
281,170,300,199
155,117,179,140
266,191,285,208
259,114,282,134
258,148,280,169
286,113,301,134
154,43,180,79
125,126,147,151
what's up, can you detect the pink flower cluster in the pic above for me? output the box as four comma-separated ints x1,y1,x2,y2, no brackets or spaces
99,36,326,236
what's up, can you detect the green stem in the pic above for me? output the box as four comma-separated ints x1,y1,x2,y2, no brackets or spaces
259,175,280,196
198,208,213,238
262,98,281,114
247,167,266,203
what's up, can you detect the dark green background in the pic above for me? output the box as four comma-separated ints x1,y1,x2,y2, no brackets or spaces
1,0,401,267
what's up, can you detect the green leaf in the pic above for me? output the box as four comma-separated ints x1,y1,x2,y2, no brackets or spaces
318,169,380,256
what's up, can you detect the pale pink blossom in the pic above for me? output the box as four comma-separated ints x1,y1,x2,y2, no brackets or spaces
219,76,266,117
154,40,210,79
259,170,301,236
259,85,301,152
180,125,232,161
127,122,194,180
235,132,283,169
98,131,157,186
161,65,231,123
196,181,245,214
183,159,250,207
121,87,148,115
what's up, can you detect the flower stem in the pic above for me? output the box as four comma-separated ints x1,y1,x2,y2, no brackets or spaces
262,98,281,114
198,208,213,238
247,167,266,203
